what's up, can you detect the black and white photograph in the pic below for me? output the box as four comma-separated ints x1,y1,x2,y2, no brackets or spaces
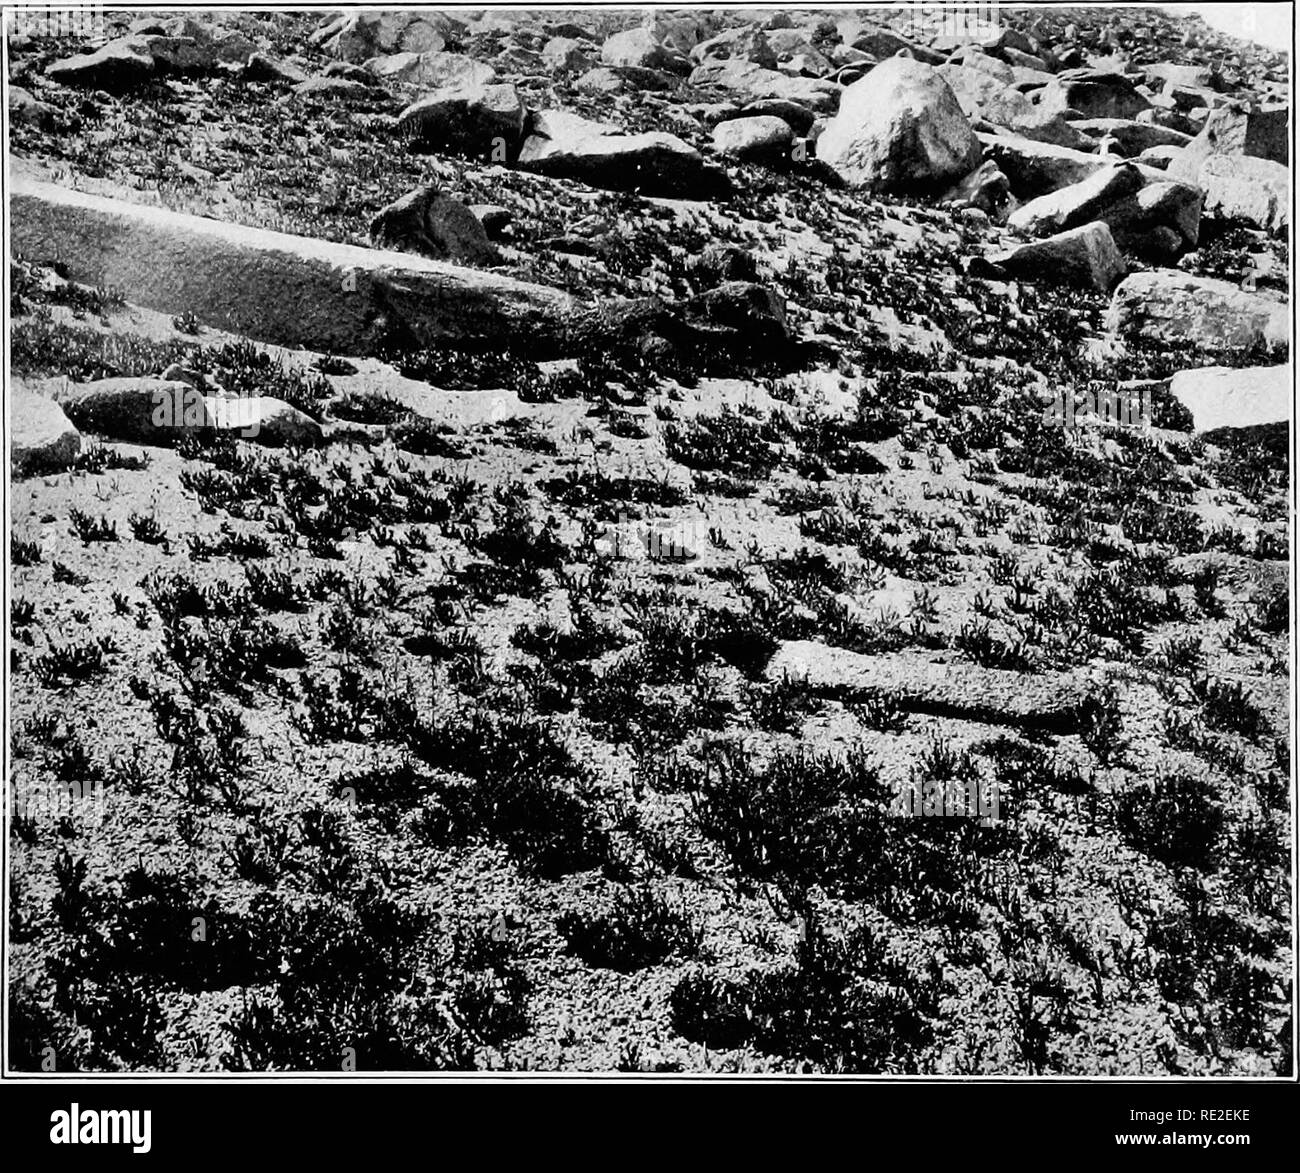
1,0,1294,1140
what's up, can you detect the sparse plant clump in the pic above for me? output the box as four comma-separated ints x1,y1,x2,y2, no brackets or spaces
1114,774,1224,872
669,921,941,1072
558,886,702,972
1079,683,1127,767
68,509,118,543
31,636,116,688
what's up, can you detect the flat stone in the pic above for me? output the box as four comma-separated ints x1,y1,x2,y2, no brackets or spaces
518,112,730,199
1170,364,1290,432
9,168,579,356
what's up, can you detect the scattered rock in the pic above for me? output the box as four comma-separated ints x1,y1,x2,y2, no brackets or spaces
977,131,1106,197
1167,104,1290,233
1172,101,1289,169
1144,61,1218,91
1038,69,1152,120
691,25,778,70
686,281,789,349
932,18,1028,55
292,75,377,102
370,185,499,266
396,84,526,156
600,27,688,74
1194,153,1289,234
688,58,840,112
8,86,58,130
243,52,307,84
46,37,155,91
10,169,579,356
946,48,1015,85
575,65,673,94
990,221,1127,292
11,389,81,475
1107,179,1204,254
1108,271,1288,350
1007,161,1144,233
328,12,448,63
1136,143,1184,168
940,159,1013,219
52,377,210,444
1170,364,1290,432
542,36,596,73
767,641,1091,735
204,396,324,446
939,64,1035,126
366,50,495,90
837,18,945,65
518,110,730,199
711,115,794,161
735,98,818,135
471,204,513,239
1001,108,1096,151
816,57,982,193
1068,117,1192,156
321,61,379,85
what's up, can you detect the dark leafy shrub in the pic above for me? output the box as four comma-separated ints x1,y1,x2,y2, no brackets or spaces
557,886,702,972
1114,774,1224,871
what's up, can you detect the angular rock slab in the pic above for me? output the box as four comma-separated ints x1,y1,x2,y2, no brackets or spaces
1195,153,1289,235
9,172,579,356
1108,271,1289,351
1170,365,1291,433
990,222,1127,293
518,113,729,199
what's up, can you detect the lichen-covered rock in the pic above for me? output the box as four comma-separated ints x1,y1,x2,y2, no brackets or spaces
1108,272,1288,350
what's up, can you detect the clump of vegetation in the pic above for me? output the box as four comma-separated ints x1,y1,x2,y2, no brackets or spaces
1114,774,1224,871
558,886,702,972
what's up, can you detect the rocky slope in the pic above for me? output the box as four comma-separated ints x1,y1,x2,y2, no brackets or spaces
5,8,1292,1075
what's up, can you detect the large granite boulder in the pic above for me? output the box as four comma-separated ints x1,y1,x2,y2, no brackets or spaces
816,57,982,192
